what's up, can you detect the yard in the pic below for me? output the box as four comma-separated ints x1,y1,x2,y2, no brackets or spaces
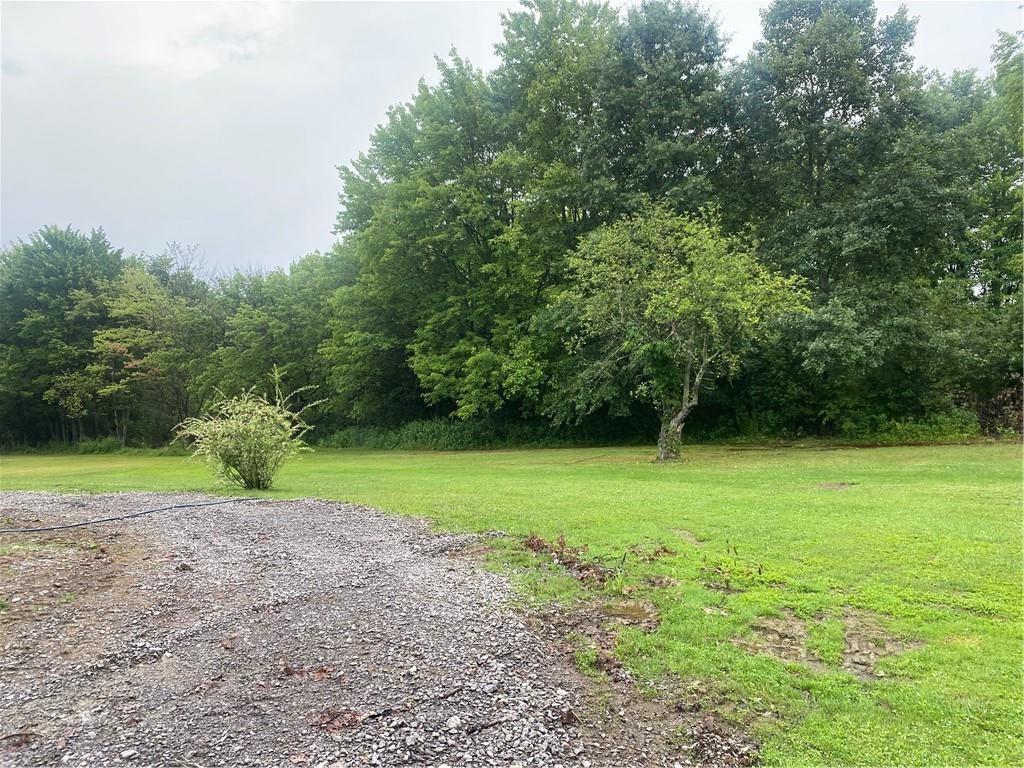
1,443,1021,765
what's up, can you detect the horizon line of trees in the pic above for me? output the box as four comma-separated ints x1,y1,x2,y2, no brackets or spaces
2,0,1021,449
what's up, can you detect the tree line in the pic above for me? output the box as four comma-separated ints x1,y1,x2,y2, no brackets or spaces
2,0,1020,449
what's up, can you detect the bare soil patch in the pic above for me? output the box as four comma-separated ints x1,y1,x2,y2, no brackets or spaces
527,602,760,768
842,609,922,680
598,601,661,634
818,482,858,490
733,609,920,680
0,492,726,767
731,612,823,672
671,529,703,547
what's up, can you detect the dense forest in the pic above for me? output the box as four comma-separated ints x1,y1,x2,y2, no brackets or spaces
2,0,1021,450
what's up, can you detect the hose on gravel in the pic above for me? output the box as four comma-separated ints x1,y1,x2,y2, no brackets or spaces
0,498,262,534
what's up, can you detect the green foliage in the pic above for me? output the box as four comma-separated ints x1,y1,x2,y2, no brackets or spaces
805,618,845,666
561,204,807,457
590,0,726,211
74,437,123,454
319,413,651,451
0,226,123,444
837,409,981,443
572,643,602,678
322,421,551,451
175,371,321,489
209,248,347,425
0,235,224,447
721,0,920,287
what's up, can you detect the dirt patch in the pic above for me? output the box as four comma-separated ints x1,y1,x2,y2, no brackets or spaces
599,600,661,633
842,609,922,679
522,535,679,588
672,528,704,546
627,543,677,563
645,575,679,589
0,522,148,639
528,601,761,767
818,481,858,490
523,531,614,585
732,611,827,671
733,609,921,680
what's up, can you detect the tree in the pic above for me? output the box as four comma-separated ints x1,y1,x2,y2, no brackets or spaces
589,0,726,213
2,0,1018,446
0,226,122,443
494,0,617,167
967,31,1022,306
329,52,551,421
209,248,348,428
561,205,807,458
708,0,1019,435
721,0,918,290
43,254,222,446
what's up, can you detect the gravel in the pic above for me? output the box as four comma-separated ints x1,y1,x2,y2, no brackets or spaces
0,492,691,768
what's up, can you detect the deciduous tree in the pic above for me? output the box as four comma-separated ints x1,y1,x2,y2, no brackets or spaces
561,205,807,458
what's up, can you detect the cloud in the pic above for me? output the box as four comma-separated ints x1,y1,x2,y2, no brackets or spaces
2,2,296,81
1,57,25,76
124,3,296,79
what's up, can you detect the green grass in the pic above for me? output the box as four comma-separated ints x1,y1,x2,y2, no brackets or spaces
1,443,1021,765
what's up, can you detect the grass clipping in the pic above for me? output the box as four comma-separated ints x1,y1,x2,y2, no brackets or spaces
176,370,322,490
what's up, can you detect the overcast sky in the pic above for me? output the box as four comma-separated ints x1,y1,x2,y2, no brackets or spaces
2,1,1020,273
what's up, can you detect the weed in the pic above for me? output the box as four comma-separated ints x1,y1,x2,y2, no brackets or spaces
573,645,602,679
522,532,612,585
805,618,845,666
605,569,628,597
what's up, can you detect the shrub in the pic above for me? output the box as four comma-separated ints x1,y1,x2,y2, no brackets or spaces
318,414,655,451
175,371,321,489
75,436,123,454
837,408,981,444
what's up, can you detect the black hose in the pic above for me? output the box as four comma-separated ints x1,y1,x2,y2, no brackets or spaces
0,498,260,534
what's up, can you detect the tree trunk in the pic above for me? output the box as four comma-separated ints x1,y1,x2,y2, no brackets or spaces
657,422,676,461
656,336,713,460
114,405,130,447
656,404,693,461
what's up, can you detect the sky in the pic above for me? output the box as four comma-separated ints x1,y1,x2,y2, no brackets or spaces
2,1,1020,273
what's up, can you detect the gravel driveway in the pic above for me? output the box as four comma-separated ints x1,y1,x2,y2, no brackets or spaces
0,492,695,768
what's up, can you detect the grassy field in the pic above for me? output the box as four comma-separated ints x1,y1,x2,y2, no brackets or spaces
1,443,1021,765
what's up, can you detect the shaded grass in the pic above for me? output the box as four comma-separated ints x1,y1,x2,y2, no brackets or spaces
0,443,1021,765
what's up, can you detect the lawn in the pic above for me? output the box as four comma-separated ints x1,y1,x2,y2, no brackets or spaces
1,443,1021,766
